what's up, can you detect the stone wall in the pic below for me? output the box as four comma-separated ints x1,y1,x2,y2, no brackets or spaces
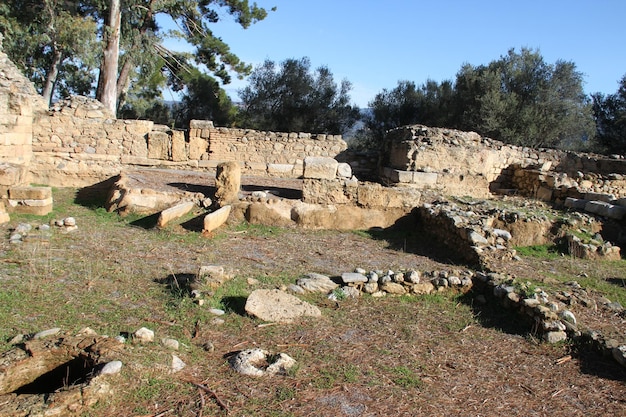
0,34,47,194
189,123,347,177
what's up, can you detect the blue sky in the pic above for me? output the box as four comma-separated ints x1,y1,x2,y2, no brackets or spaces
165,0,626,107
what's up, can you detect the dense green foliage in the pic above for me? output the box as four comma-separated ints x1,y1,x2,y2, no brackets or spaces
365,48,597,151
238,57,361,134
0,0,270,119
592,74,626,154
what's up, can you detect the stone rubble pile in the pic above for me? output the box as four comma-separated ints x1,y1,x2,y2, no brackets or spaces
286,267,626,369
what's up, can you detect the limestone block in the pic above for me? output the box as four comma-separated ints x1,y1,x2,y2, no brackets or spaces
303,156,338,180
564,197,588,210
584,192,614,202
267,163,294,175
157,201,195,228
584,201,611,217
171,130,187,162
412,172,438,186
9,186,52,200
0,201,9,224
215,161,241,206
147,131,170,160
189,120,214,129
385,168,414,183
203,205,231,233
188,135,208,160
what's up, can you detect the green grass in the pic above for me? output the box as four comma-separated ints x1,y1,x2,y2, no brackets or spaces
515,244,562,259
386,365,423,388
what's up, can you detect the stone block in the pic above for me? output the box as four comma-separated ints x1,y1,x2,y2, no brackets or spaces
386,168,413,183
412,172,438,186
157,201,196,228
536,186,553,202
189,120,214,129
9,186,52,200
171,130,187,162
267,164,294,175
584,192,615,202
188,136,207,160
564,197,588,210
203,205,231,233
215,162,241,206
303,156,338,180
147,131,170,160
585,201,611,217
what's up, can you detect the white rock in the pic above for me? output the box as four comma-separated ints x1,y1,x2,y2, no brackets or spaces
245,289,321,323
209,308,225,316
134,327,155,343
172,354,186,372
100,360,123,375
63,217,76,227
34,327,61,339
162,338,180,350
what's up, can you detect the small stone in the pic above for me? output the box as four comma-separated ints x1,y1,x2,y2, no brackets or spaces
367,271,379,283
363,282,379,294
77,327,98,336
63,217,76,227
371,291,386,298
9,233,22,242
412,282,435,295
380,282,406,295
162,338,180,350
8,334,24,344
341,272,368,284
172,354,186,372
195,299,205,306
134,327,155,343
115,335,126,343
559,310,577,326
448,276,461,286
544,331,567,343
100,360,123,375
405,270,421,284
209,308,225,316
393,272,405,283
203,342,215,352
288,284,306,294
34,327,61,339
354,267,367,275
15,223,32,234
297,273,338,293
247,277,260,285
340,286,361,299
211,318,225,325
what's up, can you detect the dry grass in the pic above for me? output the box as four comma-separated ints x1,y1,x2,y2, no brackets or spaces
0,187,624,416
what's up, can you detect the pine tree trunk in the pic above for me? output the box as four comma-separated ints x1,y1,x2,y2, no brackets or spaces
97,0,121,116
41,48,62,107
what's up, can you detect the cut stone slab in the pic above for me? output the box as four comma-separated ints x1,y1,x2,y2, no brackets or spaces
245,289,321,323
297,273,339,293
303,156,338,180
341,272,368,284
8,186,52,200
157,201,195,228
203,205,231,233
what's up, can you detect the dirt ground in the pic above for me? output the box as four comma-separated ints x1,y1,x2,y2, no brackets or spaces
1,172,625,416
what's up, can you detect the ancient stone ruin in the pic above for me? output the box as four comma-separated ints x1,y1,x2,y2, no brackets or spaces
1,34,626,414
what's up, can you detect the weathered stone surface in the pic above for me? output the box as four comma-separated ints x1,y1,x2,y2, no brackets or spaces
412,282,435,294
203,205,231,233
380,282,406,295
341,272,368,284
303,156,338,180
245,289,321,323
133,327,154,343
297,273,339,293
215,161,241,206
197,265,230,289
8,186,51,200
228,348,296,376
336,162,352,178
157,201,195,228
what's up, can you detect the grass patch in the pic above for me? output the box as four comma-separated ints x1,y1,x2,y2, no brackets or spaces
515,244,562,259
386,365,423,388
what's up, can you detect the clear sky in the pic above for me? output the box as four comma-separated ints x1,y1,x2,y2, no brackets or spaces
167,0,626,107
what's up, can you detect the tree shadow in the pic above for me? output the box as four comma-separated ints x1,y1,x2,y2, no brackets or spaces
363,210,470,267
179,213,206,232
129,212,160,229
606,277,626,288
154,273,197,298
456,291,532,336
168,182,215,197
221,296,248,316
570,340,626,382
74,176,119,208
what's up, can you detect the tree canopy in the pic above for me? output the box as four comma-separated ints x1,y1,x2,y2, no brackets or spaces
238,57,361,134
592,75,626,154
0,0,272,115
366,48,596,151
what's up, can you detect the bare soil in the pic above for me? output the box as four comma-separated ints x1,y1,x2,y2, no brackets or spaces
1,177,625,416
